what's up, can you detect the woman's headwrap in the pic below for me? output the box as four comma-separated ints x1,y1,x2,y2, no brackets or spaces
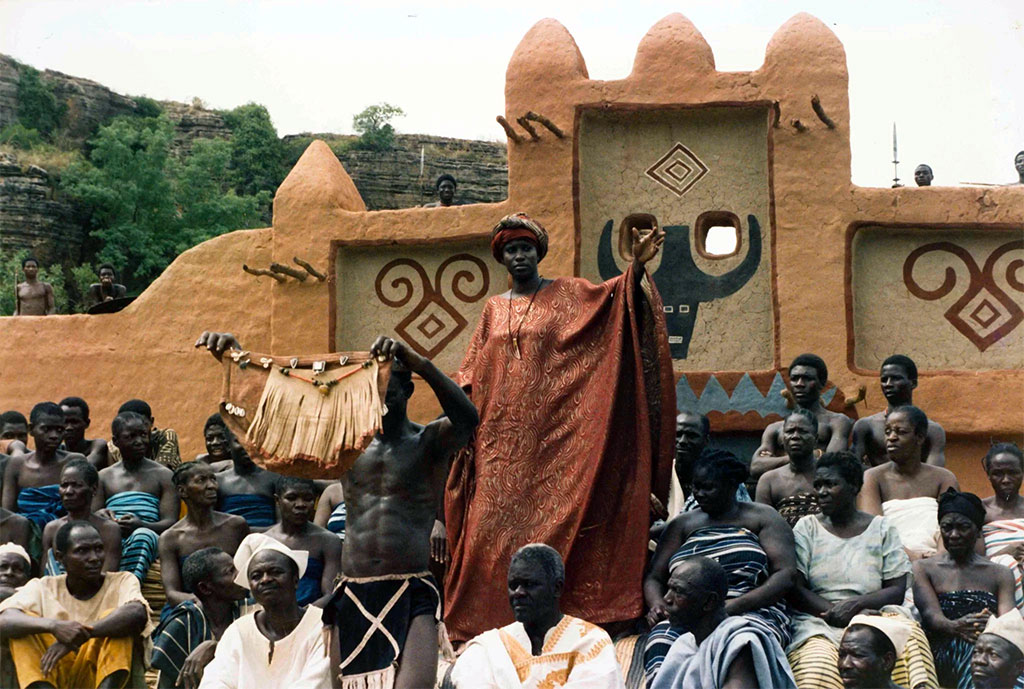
938,487,986,529
489,212,549,262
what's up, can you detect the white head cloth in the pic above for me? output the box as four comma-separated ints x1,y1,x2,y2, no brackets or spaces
983,610,1024,656
0,542,31,568
232,533,308,589
848,614,912,656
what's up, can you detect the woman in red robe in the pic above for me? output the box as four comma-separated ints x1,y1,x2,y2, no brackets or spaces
444,212,676,642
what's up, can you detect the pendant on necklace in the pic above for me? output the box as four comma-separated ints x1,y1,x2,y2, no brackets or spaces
512,337,521,358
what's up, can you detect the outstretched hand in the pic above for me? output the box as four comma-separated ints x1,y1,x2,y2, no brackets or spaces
370,336,426,373
194,331,241,361
631,227,666,265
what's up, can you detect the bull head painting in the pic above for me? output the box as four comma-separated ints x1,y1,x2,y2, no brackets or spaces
598,214,762,358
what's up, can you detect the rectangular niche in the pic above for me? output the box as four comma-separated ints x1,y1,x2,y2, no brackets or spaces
576,105,775,371
850,225,1024,372
334,238,505,373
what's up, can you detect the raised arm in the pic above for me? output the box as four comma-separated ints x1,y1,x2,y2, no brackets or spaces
371,337,479,458
750,423,787,480
725,509,796,616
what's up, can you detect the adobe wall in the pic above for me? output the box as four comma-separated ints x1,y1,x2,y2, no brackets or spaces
0,14,1020,494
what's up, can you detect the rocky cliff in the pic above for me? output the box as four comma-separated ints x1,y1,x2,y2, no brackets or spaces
0,151,80,263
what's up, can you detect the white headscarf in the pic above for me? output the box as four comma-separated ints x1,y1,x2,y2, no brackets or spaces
232,533,308,589
0,542,31,569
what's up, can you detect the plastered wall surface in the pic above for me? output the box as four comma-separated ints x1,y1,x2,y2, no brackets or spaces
0,13,1020,489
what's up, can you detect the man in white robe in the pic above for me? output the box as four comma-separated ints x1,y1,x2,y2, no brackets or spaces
199,537,330,689
450,543,624,689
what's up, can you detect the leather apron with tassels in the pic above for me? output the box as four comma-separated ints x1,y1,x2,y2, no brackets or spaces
219,350,391,478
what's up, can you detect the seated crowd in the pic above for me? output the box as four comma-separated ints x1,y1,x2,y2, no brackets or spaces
1,349,1023,689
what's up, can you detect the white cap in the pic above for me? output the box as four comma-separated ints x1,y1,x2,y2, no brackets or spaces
982,610,1024,656
232,533,308,589
848,613,912,656
0,543,31,567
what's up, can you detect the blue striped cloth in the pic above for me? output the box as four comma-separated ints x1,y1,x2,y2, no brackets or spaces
327,501,346,541
106,491,161,580
217,493,276,528
16,484,65,531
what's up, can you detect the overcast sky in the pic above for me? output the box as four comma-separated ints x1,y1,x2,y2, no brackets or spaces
2,0,1021,186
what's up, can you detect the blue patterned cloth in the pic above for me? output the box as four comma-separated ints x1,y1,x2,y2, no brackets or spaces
645,525,791,686
106,491,161,580
297,556,324,605
931,590,998,689
16,484,64,531
326,501,346,540
217,493,276,528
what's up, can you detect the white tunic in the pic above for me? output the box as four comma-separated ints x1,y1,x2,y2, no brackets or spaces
199,605,330,689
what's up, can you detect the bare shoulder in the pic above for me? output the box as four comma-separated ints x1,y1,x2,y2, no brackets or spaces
221,512,249,533
923,464,956,482
746,499,789,527
863,463,888,480
145,459,174,476
827,410,854,430
852,413,883,432
322,483,343,502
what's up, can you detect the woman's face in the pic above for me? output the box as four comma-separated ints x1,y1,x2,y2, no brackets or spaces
939,512,979,555
691,465,735,516
986,452,1023,501
501,239,539,281
814,465,856,517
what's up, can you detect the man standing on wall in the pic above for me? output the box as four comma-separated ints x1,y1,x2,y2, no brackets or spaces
423,173,459,207
15,257,56,316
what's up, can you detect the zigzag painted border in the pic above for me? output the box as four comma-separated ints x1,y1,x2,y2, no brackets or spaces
676,372,837,417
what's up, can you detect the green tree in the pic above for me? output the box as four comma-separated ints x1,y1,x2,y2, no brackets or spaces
61,115,179,288
351,103,404,151
16,65,66,137
223,103,284,200
0,123,44,149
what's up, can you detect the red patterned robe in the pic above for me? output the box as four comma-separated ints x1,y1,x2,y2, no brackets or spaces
444,263,675,642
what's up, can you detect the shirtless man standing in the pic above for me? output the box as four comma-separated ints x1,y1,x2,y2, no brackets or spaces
859,405,958,560
751,354,852,480
60,396,109,469
196,331,479,689
159,461,249,608
851,355,946,467
2,403,86,531
14,257,55,316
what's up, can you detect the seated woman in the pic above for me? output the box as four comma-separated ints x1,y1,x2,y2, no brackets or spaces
263,478,340,606
786,451,937,689
312,480,346,540
216,429,278,532
41,459,121,576
195,414,233,472
643,450,796,684
981,443,1024,611
755,409,821,526
915,489,1017,689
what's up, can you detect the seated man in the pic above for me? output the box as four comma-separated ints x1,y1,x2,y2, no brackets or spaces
160,462,249,610
648,555,796,689
195,414,232,470
0,542,33,600
838,614,912,689
107,399,181,469
859,405,958,560
0,520,153,689
199,540,329,688
972,610,1024,689
751,354,853,480
263,477,341,606
42,459,122,575
2,402,87,532
60,396,109,469
451,543,624,688
85,263,127,308
851,355,946,467
755,408,821,525
215,427,279,532
94,412,178,580
152,547,248,689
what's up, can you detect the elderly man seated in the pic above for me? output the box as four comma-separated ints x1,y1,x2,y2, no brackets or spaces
838,614,912,689
650,556,796,689
450,543,624,689
0,543,33,689
972,610,1024,689
198,536,329,689
0,520,153,689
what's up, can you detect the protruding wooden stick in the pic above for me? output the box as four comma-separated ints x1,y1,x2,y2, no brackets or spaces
790,119,808,133
516,116,540,141
496,116,521,143
811,95,836,129
771,101,781,128
243,264,285,282
270,262,308,281
524,111,564,138
293,257,326,281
